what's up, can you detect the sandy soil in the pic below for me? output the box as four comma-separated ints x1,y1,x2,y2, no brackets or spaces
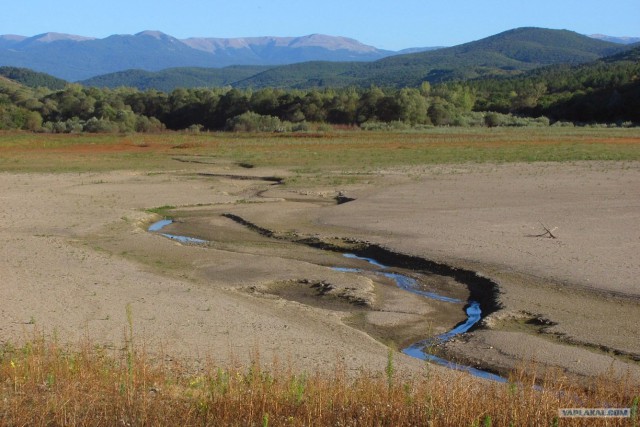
314,161,640,379
1,160,639,380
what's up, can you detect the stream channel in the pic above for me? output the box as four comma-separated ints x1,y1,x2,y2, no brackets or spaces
148,218,507,382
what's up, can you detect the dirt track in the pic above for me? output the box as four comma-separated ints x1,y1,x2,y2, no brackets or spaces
1,161,639,380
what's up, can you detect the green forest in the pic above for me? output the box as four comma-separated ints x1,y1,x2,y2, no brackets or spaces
1,46,638,133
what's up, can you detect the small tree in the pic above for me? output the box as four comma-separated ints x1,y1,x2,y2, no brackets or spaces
428,100,453,126
484,112,504,128
22,111,43,131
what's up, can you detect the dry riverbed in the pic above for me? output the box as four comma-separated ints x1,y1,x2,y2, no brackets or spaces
1,160,639,381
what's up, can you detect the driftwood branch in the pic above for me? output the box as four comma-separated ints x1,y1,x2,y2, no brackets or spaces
527,222,558,239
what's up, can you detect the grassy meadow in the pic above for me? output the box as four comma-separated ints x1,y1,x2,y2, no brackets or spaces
1,127,639,175
1,127,639,425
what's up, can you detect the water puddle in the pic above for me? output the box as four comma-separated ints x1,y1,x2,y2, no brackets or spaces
148,219,208,244
147,218,506,382
148,219,173,232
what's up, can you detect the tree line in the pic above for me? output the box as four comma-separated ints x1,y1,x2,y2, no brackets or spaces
1,50,638,133
0,82,487,132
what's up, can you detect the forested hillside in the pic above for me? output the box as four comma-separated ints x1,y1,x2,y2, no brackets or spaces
0,66,67,90
465,46,640,123
82,66,272,91
233,28,626,89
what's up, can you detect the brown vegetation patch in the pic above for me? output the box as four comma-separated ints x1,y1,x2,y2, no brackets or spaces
1,336,638,426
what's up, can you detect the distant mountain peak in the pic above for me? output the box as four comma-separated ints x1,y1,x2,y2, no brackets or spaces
135,30,172,40
181,34,382,54
28,32,95,43
287,34,380,52
589,34,640,45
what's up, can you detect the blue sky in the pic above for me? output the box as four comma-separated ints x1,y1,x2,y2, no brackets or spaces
2,0,639,50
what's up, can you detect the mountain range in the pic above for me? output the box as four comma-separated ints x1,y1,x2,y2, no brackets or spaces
1,28,635,84
0,31,441,81
233,28,629,89
0,28,636,91
80,28,631,91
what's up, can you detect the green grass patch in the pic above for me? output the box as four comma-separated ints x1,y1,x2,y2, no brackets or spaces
145,205,176,217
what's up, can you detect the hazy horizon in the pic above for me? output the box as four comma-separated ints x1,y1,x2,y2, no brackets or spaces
2,0,638,51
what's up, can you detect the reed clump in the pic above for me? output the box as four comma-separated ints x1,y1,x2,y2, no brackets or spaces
1,334,638,426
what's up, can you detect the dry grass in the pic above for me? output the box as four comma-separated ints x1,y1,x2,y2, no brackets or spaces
1,333,637,426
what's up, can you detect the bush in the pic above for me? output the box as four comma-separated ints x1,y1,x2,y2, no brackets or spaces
534,116,550,126
291,121,310,132
135,115,165,133
316,123,334,132
42,118,84,133
185,124,204,133
83,117,119,133
551,120,575,127
226,111,287,132
484,112,504,128
484,112,551,128
452,112,486,127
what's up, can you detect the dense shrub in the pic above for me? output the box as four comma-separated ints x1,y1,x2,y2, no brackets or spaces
227,111,287,132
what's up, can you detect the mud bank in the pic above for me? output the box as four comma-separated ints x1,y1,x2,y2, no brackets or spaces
149,217,506,381
220,213,502,322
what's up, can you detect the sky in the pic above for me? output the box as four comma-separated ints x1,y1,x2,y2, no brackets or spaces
2,0,639,50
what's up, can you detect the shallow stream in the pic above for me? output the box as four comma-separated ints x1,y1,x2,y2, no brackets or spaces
335,253,506,382
148,218,506,382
